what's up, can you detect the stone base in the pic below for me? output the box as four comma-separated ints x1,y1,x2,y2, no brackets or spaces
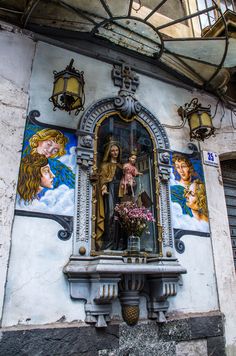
0,312,225,356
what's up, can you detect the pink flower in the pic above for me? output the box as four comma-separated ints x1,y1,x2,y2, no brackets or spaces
114,201,155,236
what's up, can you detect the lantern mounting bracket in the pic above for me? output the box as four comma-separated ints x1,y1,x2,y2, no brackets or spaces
49,58,85,116
177,97,215,141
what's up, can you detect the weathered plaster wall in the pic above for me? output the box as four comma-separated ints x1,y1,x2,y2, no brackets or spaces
2,40,221,329
0,26,35,322
200,122,236,356
2,216,85,326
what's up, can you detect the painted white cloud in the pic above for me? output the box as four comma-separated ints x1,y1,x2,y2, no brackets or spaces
58,146,76,172
170,172,180,186
171,202,209,233
16,184,75,216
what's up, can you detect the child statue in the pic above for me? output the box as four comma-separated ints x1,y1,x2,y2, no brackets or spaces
119,150,143,198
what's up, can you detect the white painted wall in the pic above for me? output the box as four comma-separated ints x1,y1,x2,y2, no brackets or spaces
200,131,236,356
0,25,35,323
2,216,85,326
1,36,236,354
169,235,218,313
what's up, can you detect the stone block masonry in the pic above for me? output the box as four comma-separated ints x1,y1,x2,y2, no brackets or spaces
0,312,225,356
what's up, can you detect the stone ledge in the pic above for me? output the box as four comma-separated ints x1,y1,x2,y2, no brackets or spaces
159,312,224,342
0,324,119,356
207,336,226,356
0,313,225,356
189,314,224,339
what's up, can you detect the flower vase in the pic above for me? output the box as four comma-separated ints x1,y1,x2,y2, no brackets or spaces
127,235,140,255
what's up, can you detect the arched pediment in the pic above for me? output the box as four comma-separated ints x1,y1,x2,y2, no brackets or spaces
78,97,170,150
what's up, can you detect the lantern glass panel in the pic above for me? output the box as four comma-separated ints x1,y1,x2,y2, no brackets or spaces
53,77,64,95
66,77,80,94
200,112,212,126
189,113,200,130
71,97,82,109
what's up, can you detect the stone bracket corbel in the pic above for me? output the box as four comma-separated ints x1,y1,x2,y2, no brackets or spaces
76,130,95,169
68,274,121,328
157,149,172,182
64,256,186,328
145,276,179,323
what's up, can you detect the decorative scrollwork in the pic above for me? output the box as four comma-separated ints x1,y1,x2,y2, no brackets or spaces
58,229,71,241
187,142,199,153
114,94,141,120
28,110,41,123
15,210,73,241
112,63,141,120
174,228,210,254
174,238,185,254
54,215,73,241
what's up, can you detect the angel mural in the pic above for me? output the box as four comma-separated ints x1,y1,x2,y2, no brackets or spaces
17,153,55,202
184,179,209,223
170,154,197,217
170,152,209,232
29,128,67,158
16,123,77,216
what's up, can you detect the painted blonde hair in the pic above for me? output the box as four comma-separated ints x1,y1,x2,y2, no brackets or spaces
194,179,208,217
17,153,49,202
184,179,208,217
29,128,68,158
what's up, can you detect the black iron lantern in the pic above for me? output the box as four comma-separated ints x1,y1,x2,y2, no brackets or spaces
49,59,85,115
178,98,215,141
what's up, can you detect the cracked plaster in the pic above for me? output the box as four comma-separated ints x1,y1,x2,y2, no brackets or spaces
0,29,35,322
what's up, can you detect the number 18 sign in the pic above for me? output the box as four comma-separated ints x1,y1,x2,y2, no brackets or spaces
202,150,219,167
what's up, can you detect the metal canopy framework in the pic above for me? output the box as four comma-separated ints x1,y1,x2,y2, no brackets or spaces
0,0,235,92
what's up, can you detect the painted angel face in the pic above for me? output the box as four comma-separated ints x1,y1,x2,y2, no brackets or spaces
175,160,191,183
185,182,198,211
40,164,55,189
36,140,61,158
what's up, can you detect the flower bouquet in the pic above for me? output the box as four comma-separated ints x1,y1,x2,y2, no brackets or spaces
114,201,155,253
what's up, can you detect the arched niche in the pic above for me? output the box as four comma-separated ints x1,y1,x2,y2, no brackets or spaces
75,97,174,259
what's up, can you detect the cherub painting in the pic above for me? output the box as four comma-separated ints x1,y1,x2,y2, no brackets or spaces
17,153,55,202
29,128,68,158
16,122,77,216
170,152,209,232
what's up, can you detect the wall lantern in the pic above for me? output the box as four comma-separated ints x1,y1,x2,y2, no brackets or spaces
177,98,215,141
49,59,85,115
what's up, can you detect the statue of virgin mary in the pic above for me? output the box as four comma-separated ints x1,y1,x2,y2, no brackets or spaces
96,138,123,250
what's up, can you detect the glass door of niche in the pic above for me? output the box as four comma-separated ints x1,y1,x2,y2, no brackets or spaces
92,113,159,256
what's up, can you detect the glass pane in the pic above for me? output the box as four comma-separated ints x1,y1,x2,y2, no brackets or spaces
201,112,212,126
189,113,200,130
132,0,187,22
94,114,157,254
66,77,79,94
53,77,64,95
71,96,82,109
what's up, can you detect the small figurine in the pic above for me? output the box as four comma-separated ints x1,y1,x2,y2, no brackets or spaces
119,151,143,198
